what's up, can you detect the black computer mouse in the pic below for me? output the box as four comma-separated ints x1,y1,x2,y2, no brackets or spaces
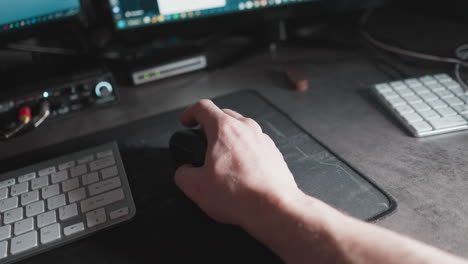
169,129,208,168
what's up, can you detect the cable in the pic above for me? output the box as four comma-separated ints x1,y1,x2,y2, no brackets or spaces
3,107,32,139
359,9,468,94
359,30,468,68
33,101,51,128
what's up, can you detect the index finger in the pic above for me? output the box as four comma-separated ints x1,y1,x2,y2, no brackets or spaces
181,99,225,133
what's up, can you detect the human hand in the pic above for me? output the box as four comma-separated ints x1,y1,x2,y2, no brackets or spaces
174,99,301,228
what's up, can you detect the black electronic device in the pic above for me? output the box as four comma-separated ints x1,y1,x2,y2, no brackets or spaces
0,68,118,139
170,129,208,168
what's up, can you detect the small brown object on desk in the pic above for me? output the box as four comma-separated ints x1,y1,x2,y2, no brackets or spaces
285,65,309,92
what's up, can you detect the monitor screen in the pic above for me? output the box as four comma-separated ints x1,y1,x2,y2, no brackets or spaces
110,0,318,30
0,0,81,33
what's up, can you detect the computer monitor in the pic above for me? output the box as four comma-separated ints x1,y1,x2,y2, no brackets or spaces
109,0,319,30
0,0,81,34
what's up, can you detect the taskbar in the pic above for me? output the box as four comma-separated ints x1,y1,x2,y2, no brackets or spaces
0,7,80,33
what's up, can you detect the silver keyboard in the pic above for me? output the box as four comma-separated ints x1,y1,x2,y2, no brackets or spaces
373,73,468,137
0,142,136,263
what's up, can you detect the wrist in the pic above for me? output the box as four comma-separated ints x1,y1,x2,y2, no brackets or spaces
241,189,347,263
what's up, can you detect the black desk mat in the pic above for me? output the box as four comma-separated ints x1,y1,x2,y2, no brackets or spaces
2,90,395,264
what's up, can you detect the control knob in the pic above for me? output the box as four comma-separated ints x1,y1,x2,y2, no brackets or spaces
94,81,113,98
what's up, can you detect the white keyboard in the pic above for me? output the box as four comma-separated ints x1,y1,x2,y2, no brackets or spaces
0,142,136,263
373,73,468,137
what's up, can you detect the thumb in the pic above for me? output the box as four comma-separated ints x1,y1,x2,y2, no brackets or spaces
174,164,203,201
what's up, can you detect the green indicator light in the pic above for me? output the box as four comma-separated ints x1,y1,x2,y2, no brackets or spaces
144,74,150,79
155,71,160,76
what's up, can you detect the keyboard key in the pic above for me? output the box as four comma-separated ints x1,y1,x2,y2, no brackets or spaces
413,86,430,94
101,166,118,180
14,218,34,236
68,188,87,203
443,81,461,90
410,121,433,133
405,95,422,104
110,207,129,220
453,105,468,115
375,83,392,92
420,92,438,102
0,179,15,189
26,201,45,218
451,87,465,96
89,156,116,171
18,172,36,183
10,231,37,255
437,108,457,117
62,178,79,192
0,225,11,241
427,83,445,91
435,89,454,98
10,182,28,196
59,203,78,221
88,177,121,196
47,195,66,210
64,222,84,236
390,81,406,89
77,155,94,164
381,90,399,99
444,97,464,106
403,112,423,123
31,176,49,190
395,105,414,114
0,188,7,200
434,73,451,82
82,172,99,185
405,79,422,87
97,150,113,159
51,170,68,184
420,110,440,120
428,115,467,130
38,167,56,177
42,185,60,199
86,208,107,228
427,100,448,109
40,223,61,244
387,97,406,107
58,161,75,171
37,210,57,228
70,164,87,178
0,241,7,259
398,88,415,96
0,197,18,213
411,102,430,112
4,208,23,225
21,191,39,206
420,76,437,85
81,188,124,213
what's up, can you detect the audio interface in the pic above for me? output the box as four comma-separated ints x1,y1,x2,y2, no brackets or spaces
0,68,118,134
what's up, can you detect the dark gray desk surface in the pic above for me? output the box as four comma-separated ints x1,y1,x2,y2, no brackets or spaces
1,47,467,258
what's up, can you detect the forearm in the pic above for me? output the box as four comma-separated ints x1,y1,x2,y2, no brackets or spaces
242,191,467,264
